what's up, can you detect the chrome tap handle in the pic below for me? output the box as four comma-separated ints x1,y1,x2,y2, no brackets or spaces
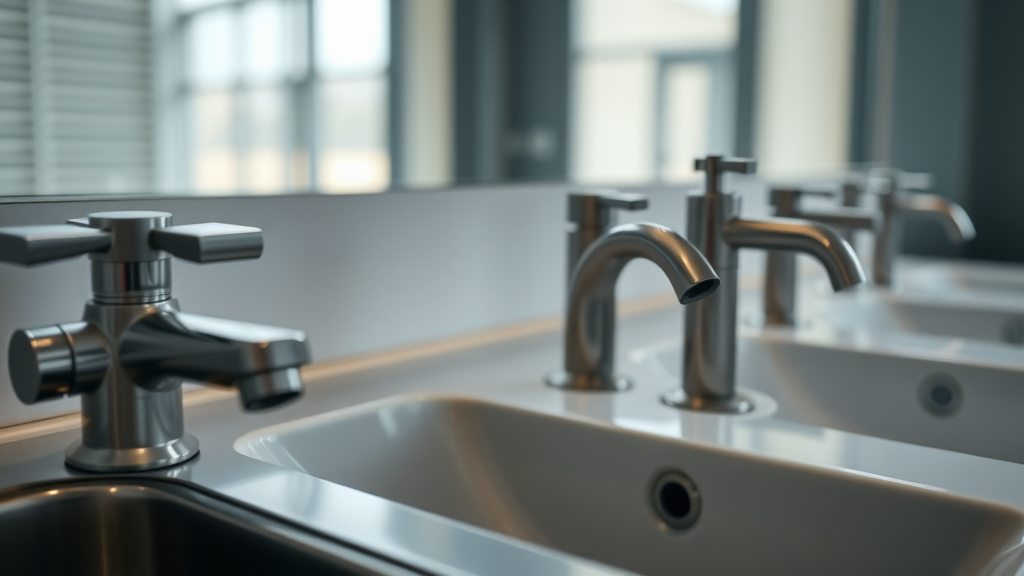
0,214,263,266
150,223,263,263
567,189,648,276
0,225,111,265
568,189,648,227
694,155,757,195
769,187,834,211
8,322,109,403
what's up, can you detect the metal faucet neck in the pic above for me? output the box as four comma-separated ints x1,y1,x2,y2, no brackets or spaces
547,222,719,392
0,211,308,473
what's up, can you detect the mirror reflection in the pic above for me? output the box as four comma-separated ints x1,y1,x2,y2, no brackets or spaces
0,0,1007,210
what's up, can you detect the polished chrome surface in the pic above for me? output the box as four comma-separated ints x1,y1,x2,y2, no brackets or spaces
566,189,649,276
150,222,264,263
0,479,417,576
0,224,111,264
0,211,310,472
91,260,172,304
670,155,865,413
8,321,109,403
547,222,719,391
764,187,879,325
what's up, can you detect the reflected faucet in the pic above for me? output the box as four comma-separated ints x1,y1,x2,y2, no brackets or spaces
764,187,879,325
0,211,310,472
870,168,976,286
547,222,720,391
663,156,865,413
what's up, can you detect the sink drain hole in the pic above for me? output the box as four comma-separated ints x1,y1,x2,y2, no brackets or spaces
651,470,701,531
918,373,963,417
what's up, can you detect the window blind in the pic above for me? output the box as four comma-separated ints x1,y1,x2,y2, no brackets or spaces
0,0,153,195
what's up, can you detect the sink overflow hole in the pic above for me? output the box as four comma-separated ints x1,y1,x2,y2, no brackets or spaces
651,470,701,532
918,373,963,418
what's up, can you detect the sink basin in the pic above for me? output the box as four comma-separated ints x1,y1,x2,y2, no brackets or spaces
0,479,417,576
902,259,1024,297
822,288,1024,347
236,395,1024,576
634,329,1024,465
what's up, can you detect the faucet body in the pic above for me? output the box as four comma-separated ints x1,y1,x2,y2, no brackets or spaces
871,169,975,286
547,222,719,391
764,188,878,325
664,156,865,413
0,211,309,472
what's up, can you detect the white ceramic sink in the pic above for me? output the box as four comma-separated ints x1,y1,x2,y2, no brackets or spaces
820,288,1024,347
634,322,1024,465
902,259,1024,298
806,258,1024,346
237,395,1024,576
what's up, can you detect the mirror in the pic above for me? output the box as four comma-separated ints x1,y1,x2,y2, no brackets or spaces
0,0,1013,225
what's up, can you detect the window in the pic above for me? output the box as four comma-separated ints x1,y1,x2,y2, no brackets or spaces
571,0,738,184
173,0,390,194
0,0,155,195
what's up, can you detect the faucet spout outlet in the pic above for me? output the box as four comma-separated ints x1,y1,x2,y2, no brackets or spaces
546,222,719,392
0,211,311,473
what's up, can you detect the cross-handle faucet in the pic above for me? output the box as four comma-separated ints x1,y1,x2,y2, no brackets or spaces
764,187,879,326
869,168,976,286
546,222,719,391
662,155,866,413
0,211,310,472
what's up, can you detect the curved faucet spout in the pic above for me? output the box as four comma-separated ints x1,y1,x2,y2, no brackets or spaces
723,217,866,291
798,208,879,233
550,222,719,391
119,311,309,410
899,193,976,243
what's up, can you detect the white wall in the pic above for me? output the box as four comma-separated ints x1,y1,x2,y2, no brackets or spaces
0,184,701,428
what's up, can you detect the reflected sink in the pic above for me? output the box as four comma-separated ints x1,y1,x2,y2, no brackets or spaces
634,330,1024,465
0,479,416,576
902,259,1024,298
822,289,1024,347
237,395,1024,576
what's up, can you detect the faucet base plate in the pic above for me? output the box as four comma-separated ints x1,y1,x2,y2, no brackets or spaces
661,389,754,414
65,433,200,473
544,370,632,392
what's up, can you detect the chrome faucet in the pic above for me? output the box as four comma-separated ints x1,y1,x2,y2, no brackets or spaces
546,222,719,391
662,156,866,413
0,211,310,472
764,187,878,326
869,168,976,286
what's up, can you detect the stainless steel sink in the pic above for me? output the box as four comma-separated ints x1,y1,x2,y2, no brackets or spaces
0,479,422,576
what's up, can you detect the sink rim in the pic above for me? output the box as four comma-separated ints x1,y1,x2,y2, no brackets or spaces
234,392,1024,576
0,475,431,576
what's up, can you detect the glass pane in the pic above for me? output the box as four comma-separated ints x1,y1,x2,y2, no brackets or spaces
573,57,655,184
319,77,389,192
177,0,233,11
662,64,711,181
242,89,287,193
572,0,738,184
187,8,237,88
242,0,294,84
316,0,389,76
577,0,737,51
191,92,237,192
